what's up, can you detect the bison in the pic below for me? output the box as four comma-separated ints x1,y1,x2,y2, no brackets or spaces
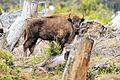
23,14,85,56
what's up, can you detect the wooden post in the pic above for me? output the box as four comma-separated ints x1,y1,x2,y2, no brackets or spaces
63,37,94,80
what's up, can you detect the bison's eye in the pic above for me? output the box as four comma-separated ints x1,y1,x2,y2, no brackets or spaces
80,18,85,23
67,18,73,23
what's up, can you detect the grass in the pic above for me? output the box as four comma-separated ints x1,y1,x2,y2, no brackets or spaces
0,75,21,80
88,54,120,79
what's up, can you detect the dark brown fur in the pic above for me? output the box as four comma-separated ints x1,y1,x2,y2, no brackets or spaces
23,14,84,56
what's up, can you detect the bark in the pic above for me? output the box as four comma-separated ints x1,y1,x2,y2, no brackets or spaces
63,37,94,80
6,0,38,51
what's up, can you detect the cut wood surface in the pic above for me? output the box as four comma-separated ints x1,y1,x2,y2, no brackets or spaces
63,37,94,80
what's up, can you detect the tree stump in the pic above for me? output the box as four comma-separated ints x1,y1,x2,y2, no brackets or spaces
63,37,94,80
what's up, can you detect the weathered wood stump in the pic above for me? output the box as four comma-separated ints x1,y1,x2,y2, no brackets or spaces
63,37,94,80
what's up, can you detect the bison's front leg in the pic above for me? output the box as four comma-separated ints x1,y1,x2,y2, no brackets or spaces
28,43,36,56
28,37,38,56
23,38,34,57
23,40,29,57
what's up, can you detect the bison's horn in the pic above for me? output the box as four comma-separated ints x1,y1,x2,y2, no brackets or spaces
68,13,71,18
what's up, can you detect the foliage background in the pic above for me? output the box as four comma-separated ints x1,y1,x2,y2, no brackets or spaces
0,0,118,24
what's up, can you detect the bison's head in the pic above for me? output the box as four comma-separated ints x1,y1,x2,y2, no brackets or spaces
67,14,85,30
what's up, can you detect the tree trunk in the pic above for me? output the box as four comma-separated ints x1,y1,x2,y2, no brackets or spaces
6,0,38,51
63,37,94,80
19,0,23,8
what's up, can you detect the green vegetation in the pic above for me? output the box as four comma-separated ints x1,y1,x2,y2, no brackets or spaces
88,53,120,78
88,63,120,79
45,41,61,59
0,75,21,80
96,63,120,75
31,55,43,64
0,49,13,60
0,0,112,24
0,49,13,74
9,5,21,12
55,64,65,74
0,49,22,80
0,42,63,80
55,0,112,24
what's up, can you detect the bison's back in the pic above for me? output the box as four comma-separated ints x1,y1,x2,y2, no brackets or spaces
39,16,72,41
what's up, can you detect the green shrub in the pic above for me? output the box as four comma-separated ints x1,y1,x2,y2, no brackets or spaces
45,41,61,59
0,75,21,80
87,3,112,24
0,49,13,61
0,61,11,75
55,4,70,13
55,64,65,74
0,49,14,74
31,55,42,64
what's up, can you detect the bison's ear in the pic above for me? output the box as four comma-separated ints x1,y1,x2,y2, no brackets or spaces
67,18,73,23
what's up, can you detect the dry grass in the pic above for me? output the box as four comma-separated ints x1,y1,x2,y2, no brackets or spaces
95,74,120,80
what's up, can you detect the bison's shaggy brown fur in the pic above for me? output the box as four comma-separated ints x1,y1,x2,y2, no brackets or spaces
23,14,84,56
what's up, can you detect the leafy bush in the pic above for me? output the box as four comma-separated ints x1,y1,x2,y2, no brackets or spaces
55,64,65,74
0,61,12,75
0,49,13,61
87,3,112,24
31,55,43,64
45,41,61,59
0,49,14,74
79,0,98,14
